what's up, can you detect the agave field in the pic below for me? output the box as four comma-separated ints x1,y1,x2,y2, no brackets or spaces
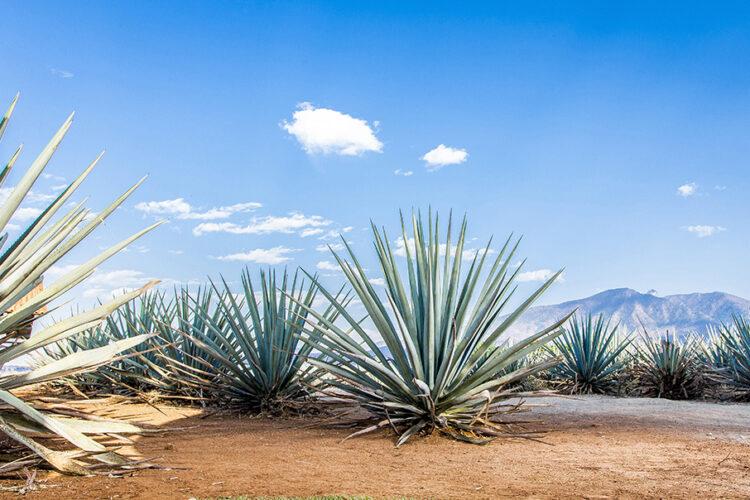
0,93,749,495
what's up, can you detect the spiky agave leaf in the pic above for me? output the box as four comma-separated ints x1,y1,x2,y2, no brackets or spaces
183,267,349,411
0,95,162,474
37,288,219,401
715,315,750,399
549,313,632,394
634,331,705,400
293,210,571,446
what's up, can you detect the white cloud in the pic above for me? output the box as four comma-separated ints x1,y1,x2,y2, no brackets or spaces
316,260,341,272
282,103,383,156
715,185,727,191
216,246,298,265
516,269,556,282
422,144,468,171
42,173,66,182
368,278,385,286
677,183,697,197
135,198,261,220
318,226,354,240
394,169,413,177
168,249,184,255
80,269,155,299
11,207,42,222
27,191,58,204
300,228,324,237
50,68,74,78
316,242,346,252
193,212,332,237
685,225,726,238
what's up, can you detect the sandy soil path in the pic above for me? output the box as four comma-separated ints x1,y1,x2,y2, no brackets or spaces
2,395,749,499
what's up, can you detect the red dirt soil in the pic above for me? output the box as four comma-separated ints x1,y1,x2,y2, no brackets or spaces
2,396,749,499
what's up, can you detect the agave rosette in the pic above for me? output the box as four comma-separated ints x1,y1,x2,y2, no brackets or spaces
294,211,570,446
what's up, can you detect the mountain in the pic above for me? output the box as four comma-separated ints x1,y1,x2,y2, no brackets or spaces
504,288,750,340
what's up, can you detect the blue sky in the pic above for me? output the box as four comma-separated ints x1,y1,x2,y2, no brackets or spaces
3,1,750,306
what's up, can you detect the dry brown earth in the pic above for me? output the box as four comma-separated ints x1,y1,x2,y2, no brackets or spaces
1,395,749,499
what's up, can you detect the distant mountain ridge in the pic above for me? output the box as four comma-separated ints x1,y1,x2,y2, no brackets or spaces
504,288,750,340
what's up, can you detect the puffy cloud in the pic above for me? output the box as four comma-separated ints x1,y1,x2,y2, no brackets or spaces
10,207,42,222
316,260,340,272
422,144,468,171
368,278,385,286
316,242,346,252
216,246,298,264
282,103,383,156
677,183,697,197
193,212,332,237
135,198,261,220
300,228,325,237
516,269,556,282
685,225,726,238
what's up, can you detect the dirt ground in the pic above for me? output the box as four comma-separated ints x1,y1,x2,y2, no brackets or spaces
2,395,750,499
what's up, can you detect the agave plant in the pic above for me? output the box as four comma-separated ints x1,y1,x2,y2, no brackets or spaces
184,267,348,411
0,95,161,474
40,288,218,402
295,211,570,446
715,315,750,399
549,313,632,394
634,331,704,400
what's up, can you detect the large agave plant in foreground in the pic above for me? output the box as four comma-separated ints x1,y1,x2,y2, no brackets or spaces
185,268,348,411
549,313,632,394
297,212,570,446
0,95,161,474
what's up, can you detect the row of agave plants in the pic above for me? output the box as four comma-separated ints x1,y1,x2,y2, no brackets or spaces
1,93,572,474
542,313,750,400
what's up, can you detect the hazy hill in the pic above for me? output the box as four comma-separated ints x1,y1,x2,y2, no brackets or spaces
505,288,750,339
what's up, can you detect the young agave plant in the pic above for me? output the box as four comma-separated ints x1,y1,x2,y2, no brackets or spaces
549,313,632,394
634,331,704,400
0,95,161,474
185,267,348,411
295,211,570,446
42,288,218,401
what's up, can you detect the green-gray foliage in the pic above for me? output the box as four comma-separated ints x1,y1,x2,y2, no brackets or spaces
549,313,632,394
0,94,161,474
294,211,570,446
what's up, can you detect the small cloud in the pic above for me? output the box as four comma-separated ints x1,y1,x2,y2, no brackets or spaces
422,144,468,171
714,185,727,191
677,183,697,197
135,198,261,220
316,260,340,272
216,246,299,264
282,103,383,156
316,242,346,252
42,173,66,182
394,169,413,177
368,278,385,286
300,228,324,237
685,225,726,238
516,269,559,282
193,212,332,237
11,207,42,223
168,249,184,255
50,68,74,78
